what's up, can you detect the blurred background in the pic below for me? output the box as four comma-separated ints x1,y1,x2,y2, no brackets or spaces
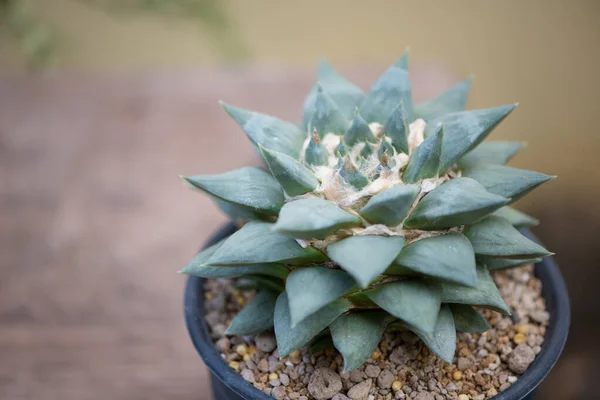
1,0,598,399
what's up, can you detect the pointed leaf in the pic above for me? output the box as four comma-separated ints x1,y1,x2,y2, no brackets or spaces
303,60,365,127
226,291,278,336
359,184,420,226
414,78,472,121
368,280,441,333
440,265,510,314
457,141,525,169
274,292,351,357
259,145,319,196
426,105,517,171
327,236,405,288
403,125,444,183
464,216,552,259
492,207,539,228
338,156,369,190
480,256,542,270
412,305,456,363
221,102,306,159
183,167,284,216
211,196,263,221
274,198,362,240
331,311,391,372
182,240,289,279
361,51,413,123
207,221,327,265
382,101,410,154
287,267,356,327
462,164,555,203
305,130,330,166
450,304,490,334
404,178,509,230
308,85,349,136
393,233,477,287
344,111,376,146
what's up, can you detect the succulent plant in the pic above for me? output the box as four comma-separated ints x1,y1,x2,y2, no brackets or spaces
181,50,554,371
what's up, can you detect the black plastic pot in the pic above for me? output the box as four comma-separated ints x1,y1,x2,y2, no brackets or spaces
184,223,570,400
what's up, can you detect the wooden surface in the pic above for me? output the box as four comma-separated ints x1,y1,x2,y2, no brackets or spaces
0,67,458,400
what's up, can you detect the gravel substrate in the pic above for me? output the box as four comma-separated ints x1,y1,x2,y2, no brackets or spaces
203,265,548,400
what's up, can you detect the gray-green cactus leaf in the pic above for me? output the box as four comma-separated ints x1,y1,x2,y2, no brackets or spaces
457,141,525,169
492,207,539,228
361,51,413,123
480,256,542,270
344,110,376,146
274,292,351,357
403,178,509,230
182,239,289,279
207,221,327,266
305,130,330,166
183,167,285,216
381,101,410,154
393,233,477,287
411,305,456,363
225,291,278,336
450,304,490,334
403,125,444,183
274,198,362,240
462,164,555,203
464,216,552,259
440,265,510,314
286,267,356,327
426,105,517,172
308,84,349,137
303,60,365,128
359,184,420,226
211,195,264,221
327,236,405,288
221,102,306,159
414,77,472,121
259,145,320,196
330,311,392,372
338,156,370,190
367,280,441,334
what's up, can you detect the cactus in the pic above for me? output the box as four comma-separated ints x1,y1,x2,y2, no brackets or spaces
181,50,554,371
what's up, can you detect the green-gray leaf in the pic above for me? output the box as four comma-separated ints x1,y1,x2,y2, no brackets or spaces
327,235,405,288
382,101,410,154
305,131,330,166
211,196,263,221
440,265,510,314
183,167,284,216
411,304,456,363
259,145,319,196
403,125,444,183
221,102,306,159
462,164,555,203
426,105,517,172
226,291,278,336
393,233,477,287
403,178,509,230
367,280,441,334
492,207,539,228
344,111,376,146
308,84,349,136
464,216,552,259
450,304,490,334
303,60,365,128
331,311,391,372
361,51,413,123
274,198,362,239
274,292,351,357
359,184,420,226
286,267,356,327
207,221,327,265
480,256,542,270
414,77,472,121
457,141,525,169
338,156,370,190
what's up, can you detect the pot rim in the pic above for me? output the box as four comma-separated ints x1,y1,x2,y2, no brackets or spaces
184,222,570,400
